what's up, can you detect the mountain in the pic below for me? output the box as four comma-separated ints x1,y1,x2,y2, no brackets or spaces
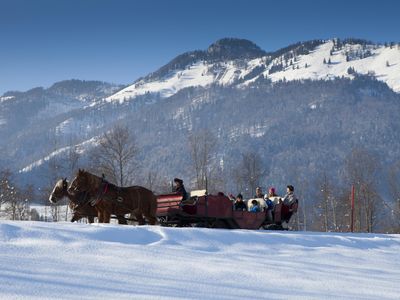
1,38,400,201
0,80,123,173
106,38,400,103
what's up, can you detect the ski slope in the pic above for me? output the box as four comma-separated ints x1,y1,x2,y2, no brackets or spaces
0,221,399,299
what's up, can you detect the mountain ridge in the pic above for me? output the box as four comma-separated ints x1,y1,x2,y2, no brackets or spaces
106,37,400,103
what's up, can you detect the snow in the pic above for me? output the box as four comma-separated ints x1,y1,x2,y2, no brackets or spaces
266,41,400,92
0,221,399,299
0,95,15,103
106,62,215,103
106,40,400,104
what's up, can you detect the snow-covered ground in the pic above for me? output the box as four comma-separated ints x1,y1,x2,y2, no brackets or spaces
0,221,399,299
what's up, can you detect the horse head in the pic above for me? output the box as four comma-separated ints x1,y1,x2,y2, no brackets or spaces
49,178,68,204
68,169,100,197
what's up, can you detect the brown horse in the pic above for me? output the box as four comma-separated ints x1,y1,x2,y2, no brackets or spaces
68,169,157,225
49,178,96,223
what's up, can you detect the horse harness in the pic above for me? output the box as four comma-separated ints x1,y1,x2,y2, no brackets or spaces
91,179,131,211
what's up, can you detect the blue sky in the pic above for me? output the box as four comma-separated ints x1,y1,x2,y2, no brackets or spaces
1,0,399,94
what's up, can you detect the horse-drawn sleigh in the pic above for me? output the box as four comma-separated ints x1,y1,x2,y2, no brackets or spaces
49,170,297,230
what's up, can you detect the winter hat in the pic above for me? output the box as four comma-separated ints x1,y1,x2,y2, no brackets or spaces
174,178,183,184
236,193,243,200
287,185,294,192
269,187,276,195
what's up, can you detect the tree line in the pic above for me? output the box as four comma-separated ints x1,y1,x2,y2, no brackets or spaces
1,124,399,233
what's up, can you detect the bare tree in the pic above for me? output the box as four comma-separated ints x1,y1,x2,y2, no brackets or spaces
312,171,349,232
291,171,309,231
1,180,31,221
0,169,14,213
15,184,34,220
143,170,170,194
345,147,381,232
387,161,400,232
188,129,217,190
0,170,30,220
90,125,139,186
65,145,80,178
333,190,352,232
315,172,332,232
233,152,265,198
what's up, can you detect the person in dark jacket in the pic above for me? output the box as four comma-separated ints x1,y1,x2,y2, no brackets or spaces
281,185,298,223
234,193,247,211
174,178,188,201
282,185,296,207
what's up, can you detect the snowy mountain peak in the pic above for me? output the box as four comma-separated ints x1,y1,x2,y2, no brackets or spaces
106,38,400,103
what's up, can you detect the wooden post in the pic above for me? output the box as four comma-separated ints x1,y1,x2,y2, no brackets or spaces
351,185,355,232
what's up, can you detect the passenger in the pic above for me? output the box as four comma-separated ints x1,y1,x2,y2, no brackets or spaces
249,199,261,212
264,187,279,222
268,187,278,197
234,193,247,211
254,187,264,199
281,185,298,222
266,187,280,206
282,185,297,207
173,178,188,201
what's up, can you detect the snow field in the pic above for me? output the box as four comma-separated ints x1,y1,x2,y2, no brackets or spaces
0,221,399,299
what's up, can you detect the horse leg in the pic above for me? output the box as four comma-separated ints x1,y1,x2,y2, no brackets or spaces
132,209,145,225
97,209,104,223
88,216,95,223
117,215,128,225
103,210,111,223
71,213,80,222
143,213,157,225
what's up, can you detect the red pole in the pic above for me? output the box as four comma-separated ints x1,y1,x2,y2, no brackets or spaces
351,185,355,232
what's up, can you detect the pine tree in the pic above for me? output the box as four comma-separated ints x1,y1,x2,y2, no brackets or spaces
386,61,390,67
347,66,355,75
323,58,326,64
328,58,331,64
